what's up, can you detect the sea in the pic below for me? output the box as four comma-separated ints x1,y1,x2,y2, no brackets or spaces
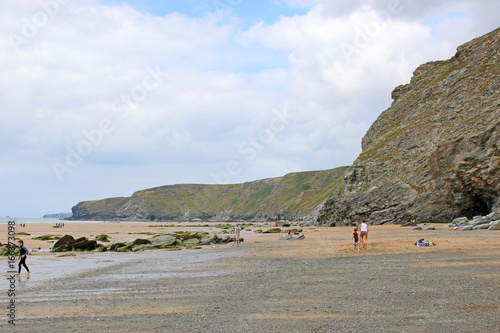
0,217,106,224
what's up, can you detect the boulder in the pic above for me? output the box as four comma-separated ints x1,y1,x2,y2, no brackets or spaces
174,232,203,241
472,218,489,226
144,243,179,250
263,228,281,233
68,237,99,251
280,234,305,240
214,234,232,243
109,243,127,251
132,244,148,252
150,235,177,246
485,211,500,222
116,245,133,252
95,234,110,242
33,235,61,241
132,238,151,246
95,245,107,252
459,225,473,231
423,226,435,230
183,238,201,247
53,236,100,252
200,237,215,245
52,235,75,251
412,226,422,230
452,217,469,226
489,221,500,230
473,224,491,230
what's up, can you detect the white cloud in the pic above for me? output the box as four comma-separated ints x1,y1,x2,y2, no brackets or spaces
0,0,499,216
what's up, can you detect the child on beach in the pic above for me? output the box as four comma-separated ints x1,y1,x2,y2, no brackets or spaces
352,228,360,251
17,239,30,275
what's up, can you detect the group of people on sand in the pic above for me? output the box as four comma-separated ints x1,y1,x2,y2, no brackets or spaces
231,219,370,252
352,219,369,252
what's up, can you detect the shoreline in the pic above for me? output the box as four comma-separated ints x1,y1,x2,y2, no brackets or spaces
4,221,497,257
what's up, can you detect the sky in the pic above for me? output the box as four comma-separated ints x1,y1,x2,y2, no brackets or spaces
1,0,499,217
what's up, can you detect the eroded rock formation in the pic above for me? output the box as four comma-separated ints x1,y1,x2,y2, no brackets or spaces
317,28,500,226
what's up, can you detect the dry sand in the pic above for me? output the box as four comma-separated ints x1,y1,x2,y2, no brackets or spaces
2,222,500,332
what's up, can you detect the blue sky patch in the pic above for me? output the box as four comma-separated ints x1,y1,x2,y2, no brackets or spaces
99,0,308,29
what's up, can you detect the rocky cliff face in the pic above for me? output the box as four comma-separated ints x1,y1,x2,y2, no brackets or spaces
71,167,347,221
317,28,500,226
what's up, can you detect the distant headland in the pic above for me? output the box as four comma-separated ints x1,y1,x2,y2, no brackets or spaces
43,213,73,219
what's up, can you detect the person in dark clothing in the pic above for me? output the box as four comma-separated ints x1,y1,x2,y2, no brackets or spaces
17,239,30,275
352,228,360,252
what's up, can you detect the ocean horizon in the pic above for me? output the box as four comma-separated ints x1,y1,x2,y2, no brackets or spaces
0,217,113,224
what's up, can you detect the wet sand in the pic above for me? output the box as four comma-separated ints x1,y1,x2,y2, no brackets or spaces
2,223,500,332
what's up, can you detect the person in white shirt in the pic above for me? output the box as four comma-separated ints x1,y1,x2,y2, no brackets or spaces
358,219,369,249
232,223,242,247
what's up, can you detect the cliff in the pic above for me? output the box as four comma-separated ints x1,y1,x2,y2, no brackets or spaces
317,28,500,226
71,167,347,221
43,213,73,219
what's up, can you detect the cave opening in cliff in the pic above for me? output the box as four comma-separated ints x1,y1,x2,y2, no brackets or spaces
463,194,491,218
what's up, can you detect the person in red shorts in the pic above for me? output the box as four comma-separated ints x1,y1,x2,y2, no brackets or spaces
352,228,360,252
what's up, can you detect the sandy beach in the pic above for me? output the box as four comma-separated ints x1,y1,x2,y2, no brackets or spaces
2,222,500,332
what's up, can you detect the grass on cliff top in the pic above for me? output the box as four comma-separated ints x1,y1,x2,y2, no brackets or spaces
133,169,347,217
73,167,348,219
77,196,130,213
274,168,348,217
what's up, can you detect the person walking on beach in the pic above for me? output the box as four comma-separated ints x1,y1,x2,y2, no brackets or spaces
358,219,369,249
17,239,30,275
232,223,242,247
352,228,360,252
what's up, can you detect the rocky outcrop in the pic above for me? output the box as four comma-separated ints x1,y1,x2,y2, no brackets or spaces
445,211,500,230
105,233,239,252
50,232,238,253
52,235,105,252
279,233,305,240
317,28,500,226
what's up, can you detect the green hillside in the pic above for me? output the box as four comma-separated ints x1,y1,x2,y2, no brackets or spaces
71,167,348,221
